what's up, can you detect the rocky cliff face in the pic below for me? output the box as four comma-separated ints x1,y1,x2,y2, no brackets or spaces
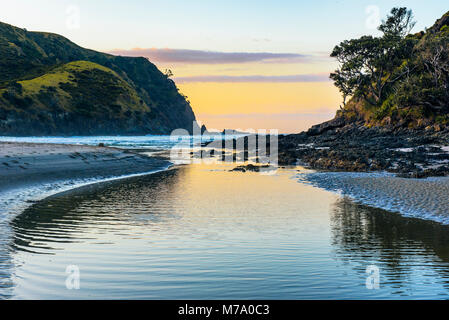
0,22,199,136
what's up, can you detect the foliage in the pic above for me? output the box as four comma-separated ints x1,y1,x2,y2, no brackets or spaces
331,8,449,127
331,7,417,107
0,21,197,134
1,60,149,112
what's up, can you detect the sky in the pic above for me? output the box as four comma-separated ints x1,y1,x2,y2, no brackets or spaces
1,0,448,133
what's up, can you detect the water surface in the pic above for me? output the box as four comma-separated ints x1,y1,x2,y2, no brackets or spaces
3,163,449,299
0,135,231,150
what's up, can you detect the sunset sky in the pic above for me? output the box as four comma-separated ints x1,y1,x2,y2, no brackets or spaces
1,0,447,132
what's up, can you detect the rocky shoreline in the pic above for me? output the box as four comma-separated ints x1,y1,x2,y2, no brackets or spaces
278,118,449,178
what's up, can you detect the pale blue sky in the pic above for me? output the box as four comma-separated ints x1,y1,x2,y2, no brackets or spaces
1,0,447,53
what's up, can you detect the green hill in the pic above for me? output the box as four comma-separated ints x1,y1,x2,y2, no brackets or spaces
330,8,449,131
0,22,198,135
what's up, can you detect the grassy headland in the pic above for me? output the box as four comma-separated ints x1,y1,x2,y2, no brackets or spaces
0,22,198,135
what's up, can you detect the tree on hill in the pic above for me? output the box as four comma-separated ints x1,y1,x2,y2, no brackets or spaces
330,7,417,107
330,7,449,126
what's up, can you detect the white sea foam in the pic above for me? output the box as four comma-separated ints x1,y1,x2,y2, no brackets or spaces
297,171,449,224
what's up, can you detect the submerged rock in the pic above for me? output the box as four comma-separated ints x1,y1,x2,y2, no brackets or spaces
230,164,273,172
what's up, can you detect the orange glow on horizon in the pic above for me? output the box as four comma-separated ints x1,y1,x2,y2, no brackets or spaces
155,60,341,133
176,82,341,133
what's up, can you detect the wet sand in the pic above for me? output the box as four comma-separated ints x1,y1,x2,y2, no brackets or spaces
0,142,171,299
298,171,449,224
0,142,170,193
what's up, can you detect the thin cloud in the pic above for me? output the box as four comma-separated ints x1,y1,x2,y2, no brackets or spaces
197,110,336,119
174,74,331,83
109,48,314,64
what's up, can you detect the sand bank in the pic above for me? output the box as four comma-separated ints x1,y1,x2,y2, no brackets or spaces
0,142,170,215
298,170,449,224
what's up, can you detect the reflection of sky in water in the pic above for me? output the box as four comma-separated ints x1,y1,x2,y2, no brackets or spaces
3,164,449,299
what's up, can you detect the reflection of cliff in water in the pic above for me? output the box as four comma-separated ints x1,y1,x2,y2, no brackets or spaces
330,198,449,292
9,168,183,253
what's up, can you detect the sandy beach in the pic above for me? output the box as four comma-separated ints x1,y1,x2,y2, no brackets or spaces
0,142,170,193
298,171,449,224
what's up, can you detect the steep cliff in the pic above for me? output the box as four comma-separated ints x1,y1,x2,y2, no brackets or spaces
0,21,199,135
